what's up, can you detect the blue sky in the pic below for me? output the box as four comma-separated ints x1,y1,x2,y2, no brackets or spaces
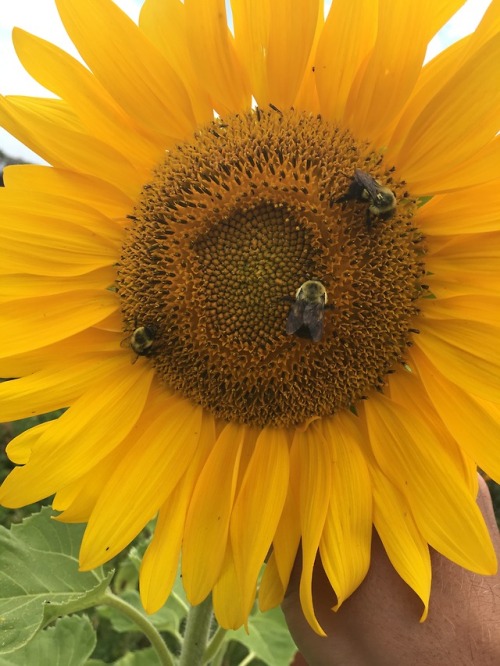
0,0,492,161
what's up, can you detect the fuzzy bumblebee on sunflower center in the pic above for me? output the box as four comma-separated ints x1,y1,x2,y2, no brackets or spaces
1,0,500,638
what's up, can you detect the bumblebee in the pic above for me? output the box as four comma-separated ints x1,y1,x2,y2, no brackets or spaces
285,280,329,342
336,168,396,226
122,325,156,362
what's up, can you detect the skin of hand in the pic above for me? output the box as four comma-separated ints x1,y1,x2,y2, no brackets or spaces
282,476,500,666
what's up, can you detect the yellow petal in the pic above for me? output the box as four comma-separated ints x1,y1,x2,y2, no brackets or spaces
363,395,497,574
420,294,500,326
0,327,121,378
261,458,301,605
346,0,466,140
0,187,123,243
388,366,477,492
265,0,320,109
426,231,500,296
383,40,465,155
182,422,246,604
259,551,285,611
0,270,114,304
393,34,500,185
139,0,214,127
80,398,203,569
53,477,87,515
0,354,122,421
388,0,500,168
293,9,323,113
0,290,119,358
231,0,271,105
12,28,162,172
5,421,51,465
4,165,134,219
55,0,195,140
53,380,171,522
408,135,500,195
417,181,500,235
0,96,141,194
315,0,377,124
0,360,154,507
371,465,431,620
230,427,290,620
320,412,372,610
140,411,215,614
411,345,500,481
416,318,500,401
53,445,124,521
184,0,251,113
232,0,320,109
295,423,332,636
140,489,184,611
0,238,114,278
212,544,247,630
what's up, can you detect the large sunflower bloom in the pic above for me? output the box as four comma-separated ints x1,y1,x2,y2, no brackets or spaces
1,0,500,634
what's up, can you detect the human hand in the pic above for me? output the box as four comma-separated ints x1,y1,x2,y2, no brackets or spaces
282,476,500,666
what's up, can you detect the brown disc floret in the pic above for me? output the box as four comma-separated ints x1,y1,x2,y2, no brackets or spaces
117,108,425,427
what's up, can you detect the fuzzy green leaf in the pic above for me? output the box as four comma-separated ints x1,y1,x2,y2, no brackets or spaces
0,615,96,666
232,607,297,666
0,508,111,654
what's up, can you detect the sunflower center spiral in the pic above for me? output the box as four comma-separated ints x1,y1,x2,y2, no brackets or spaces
117,108,425,427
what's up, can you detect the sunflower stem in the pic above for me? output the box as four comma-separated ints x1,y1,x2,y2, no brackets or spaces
101,590,175,666
179,595,214,666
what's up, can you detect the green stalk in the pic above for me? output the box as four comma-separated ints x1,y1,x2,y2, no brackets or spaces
102,590,175,666
179,595,214,666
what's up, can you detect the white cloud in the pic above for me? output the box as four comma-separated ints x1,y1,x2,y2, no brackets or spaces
0,0,493,162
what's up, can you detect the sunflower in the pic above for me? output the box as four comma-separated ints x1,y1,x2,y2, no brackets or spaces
1,0,500,635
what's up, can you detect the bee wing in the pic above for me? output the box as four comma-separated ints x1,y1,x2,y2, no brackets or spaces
303,303,324,342
335,178,363,203
354,169,380,200
286,301,306,335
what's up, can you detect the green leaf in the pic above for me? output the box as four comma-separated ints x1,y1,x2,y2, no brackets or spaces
0,507,112,654
231,607,297,666
0,615,96,666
